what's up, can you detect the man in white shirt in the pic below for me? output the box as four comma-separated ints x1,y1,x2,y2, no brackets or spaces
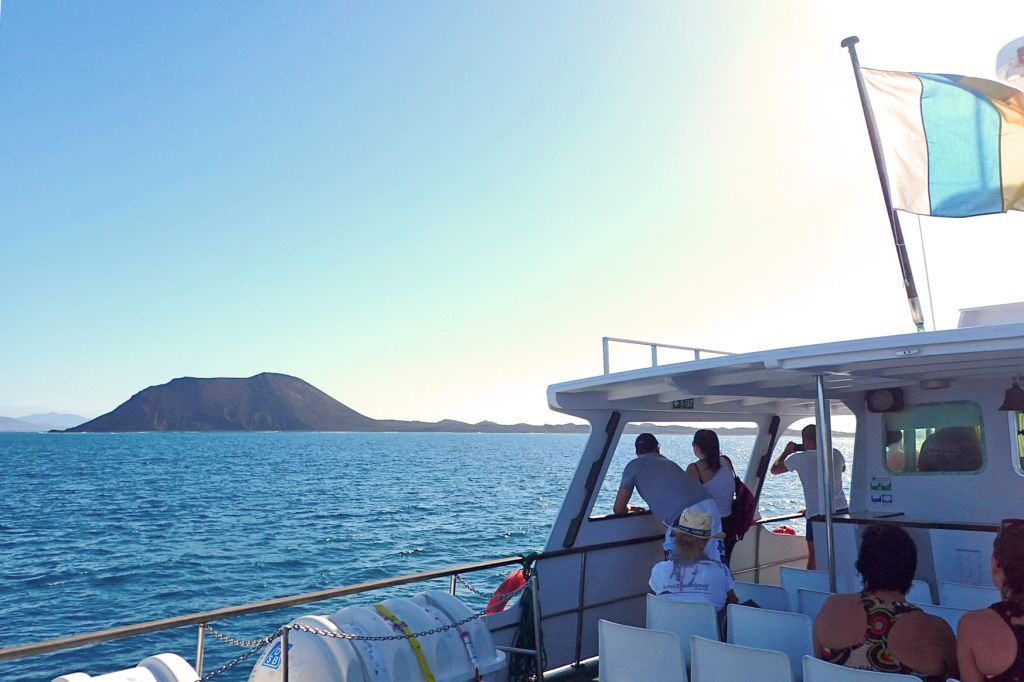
770,424,848,569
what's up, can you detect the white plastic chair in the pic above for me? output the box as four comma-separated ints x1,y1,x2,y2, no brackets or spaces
912,601,969,631
907,579,933,605
690,635,792,682
599,618,686,682
780,566,831,610
939,582,999,610
728,604,812,681
646,595,718,668
733,582,790,612
803,655,920,681
797,588,831,621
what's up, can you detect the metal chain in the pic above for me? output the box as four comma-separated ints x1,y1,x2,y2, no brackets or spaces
203,624,274,648
454,573,491,598
197,641,269,681
456,572,528,603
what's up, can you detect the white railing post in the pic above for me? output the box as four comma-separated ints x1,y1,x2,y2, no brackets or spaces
602,337,610,374
694,349,701,360
650,344,658,367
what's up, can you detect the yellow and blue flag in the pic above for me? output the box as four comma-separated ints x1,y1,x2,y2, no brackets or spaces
862,69,1024,217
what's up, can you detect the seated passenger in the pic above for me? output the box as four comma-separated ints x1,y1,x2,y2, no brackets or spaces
956,519,1024,682
814,523,957,681
918,427,983,472
648,505,739,614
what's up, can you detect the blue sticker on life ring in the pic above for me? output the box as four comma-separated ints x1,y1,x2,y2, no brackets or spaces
261,640,294,669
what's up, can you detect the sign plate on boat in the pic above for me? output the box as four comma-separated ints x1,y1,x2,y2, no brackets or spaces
672,399,695,409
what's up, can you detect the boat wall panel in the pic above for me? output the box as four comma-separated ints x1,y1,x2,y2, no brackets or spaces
535,554,582,616
582,543,660,609
851,380,1020,523
537,611,579,671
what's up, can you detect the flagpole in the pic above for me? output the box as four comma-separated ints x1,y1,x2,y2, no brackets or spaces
841,36,926,332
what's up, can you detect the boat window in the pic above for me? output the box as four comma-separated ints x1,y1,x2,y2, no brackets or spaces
882,401,984,474
590,423,756,519
1010,412,1024,475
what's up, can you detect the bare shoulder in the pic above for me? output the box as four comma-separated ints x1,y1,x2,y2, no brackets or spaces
958,606,1002,639
818,592,861,621
902,609,955,641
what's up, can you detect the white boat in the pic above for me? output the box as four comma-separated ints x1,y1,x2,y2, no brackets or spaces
8,302,1024,681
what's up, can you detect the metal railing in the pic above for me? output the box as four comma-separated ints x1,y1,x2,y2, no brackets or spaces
0,555,523,663
2,511,811,679
601,336,733,374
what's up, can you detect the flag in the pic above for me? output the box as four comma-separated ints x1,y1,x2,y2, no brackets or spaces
862,69,1024,217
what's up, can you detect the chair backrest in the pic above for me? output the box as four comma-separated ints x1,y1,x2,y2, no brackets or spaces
690,635,792,682
780,566,831,610
646,595,719,667
907,579,933,605
733,582,790,612
803,655,920,681
599,619,686,682
797,588,831,621
939,582,1000,610
911,601,969,631
728,604,812,681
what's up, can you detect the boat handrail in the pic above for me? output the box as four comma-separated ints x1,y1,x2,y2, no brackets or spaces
0,532,665,663
0,515,808,667
601,336,733,374
0,555,524,662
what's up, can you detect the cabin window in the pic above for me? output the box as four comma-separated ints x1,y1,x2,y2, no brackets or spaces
590,423,756,519
1010,412,1024,474
882,401,984,474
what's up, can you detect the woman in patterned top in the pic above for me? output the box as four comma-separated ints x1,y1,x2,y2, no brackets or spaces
813,523,957,680
957,519,1024,682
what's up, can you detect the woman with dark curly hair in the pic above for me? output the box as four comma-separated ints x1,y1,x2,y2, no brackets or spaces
813,523,957,680
957,519,1024,681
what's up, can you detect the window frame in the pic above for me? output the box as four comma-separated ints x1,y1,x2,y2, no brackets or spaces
881,400,986,476
1009,411,1024,477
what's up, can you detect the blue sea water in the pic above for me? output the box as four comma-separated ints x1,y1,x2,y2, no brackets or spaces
0,431,851,681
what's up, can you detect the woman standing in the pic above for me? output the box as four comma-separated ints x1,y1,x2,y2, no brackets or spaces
686,429,738,564
957,519,1024,681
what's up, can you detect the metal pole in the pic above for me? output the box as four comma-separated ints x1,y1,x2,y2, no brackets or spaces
281,627,289,682
194,623,205,677
650,344,658,367
917,214,938,330
841,36,925,332
449,574,457,596
531,575,544,681
814,375,837,592
602,338,610,374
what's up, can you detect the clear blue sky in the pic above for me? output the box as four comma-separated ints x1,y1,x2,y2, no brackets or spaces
2,2,1022,423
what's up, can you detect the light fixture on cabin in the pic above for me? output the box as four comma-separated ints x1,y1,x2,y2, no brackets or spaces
999,378,1024,411
920,378,951,390
866,388,904,413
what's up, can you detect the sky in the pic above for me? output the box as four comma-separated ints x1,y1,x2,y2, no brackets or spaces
1,2,1023,424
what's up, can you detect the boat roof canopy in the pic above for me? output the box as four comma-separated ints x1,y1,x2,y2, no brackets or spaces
548,323,1024,419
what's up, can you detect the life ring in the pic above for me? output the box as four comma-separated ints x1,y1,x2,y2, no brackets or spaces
486,568,527,614
772,525,796,535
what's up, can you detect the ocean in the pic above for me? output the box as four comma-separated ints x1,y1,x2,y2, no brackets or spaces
0,431,852,681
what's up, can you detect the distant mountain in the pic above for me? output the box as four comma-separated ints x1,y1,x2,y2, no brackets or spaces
0,413,86,432
19,412,86,430
62,373,588,433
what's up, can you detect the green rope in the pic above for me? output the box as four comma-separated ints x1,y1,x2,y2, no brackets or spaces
508,552,546,682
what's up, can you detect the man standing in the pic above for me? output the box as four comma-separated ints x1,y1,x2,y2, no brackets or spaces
614,433,725,562
770,424,848,569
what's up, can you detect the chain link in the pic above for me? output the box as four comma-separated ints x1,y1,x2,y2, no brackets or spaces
454,573,491,598
197,641,269,681
203,624,274,648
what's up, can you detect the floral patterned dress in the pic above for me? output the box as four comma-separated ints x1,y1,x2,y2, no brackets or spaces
821,592,944,681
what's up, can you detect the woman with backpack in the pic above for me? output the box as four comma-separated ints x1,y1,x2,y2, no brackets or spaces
686,429,745,565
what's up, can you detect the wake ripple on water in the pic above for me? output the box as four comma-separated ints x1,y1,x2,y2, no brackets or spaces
0,431,851,682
